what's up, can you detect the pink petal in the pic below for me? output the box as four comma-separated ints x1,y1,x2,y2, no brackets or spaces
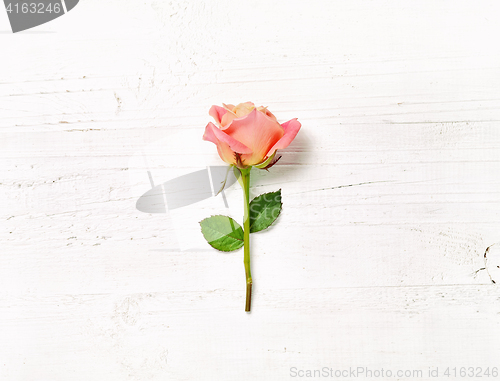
265,118,301,157
203,122,250,165
220,110,238,128
203,122,252,154
202,121,219,145
257,106,277,122
224,109,284,166
215,142,237,165
222,103,235,111
209,105,229,126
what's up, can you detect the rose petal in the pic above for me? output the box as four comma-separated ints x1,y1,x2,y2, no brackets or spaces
203,122,250,165
265,118,301,157
215,141,238,165
203,122,253,154
257,106,278,122
209,105,229,126
220,110,238,128
224,109,284,166
233,102,256,117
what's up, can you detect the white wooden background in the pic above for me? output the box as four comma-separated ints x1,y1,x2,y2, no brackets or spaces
1,1,500,380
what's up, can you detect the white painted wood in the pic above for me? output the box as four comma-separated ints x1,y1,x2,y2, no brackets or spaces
1,1,500,379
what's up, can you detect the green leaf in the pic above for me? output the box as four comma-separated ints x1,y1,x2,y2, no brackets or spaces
200,215,244,252
249,189,282,233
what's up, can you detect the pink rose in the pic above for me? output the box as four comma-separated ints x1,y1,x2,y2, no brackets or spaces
203,102,301,168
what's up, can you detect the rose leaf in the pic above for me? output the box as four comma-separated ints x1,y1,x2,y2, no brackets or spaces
249,189,282,233
200,215,244,251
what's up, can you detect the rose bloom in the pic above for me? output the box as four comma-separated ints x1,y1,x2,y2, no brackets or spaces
203,102,301,168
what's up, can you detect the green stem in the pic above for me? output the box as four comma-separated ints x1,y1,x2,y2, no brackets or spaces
239,167,252,312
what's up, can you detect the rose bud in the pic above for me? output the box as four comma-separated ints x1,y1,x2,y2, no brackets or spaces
203,102,301,168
